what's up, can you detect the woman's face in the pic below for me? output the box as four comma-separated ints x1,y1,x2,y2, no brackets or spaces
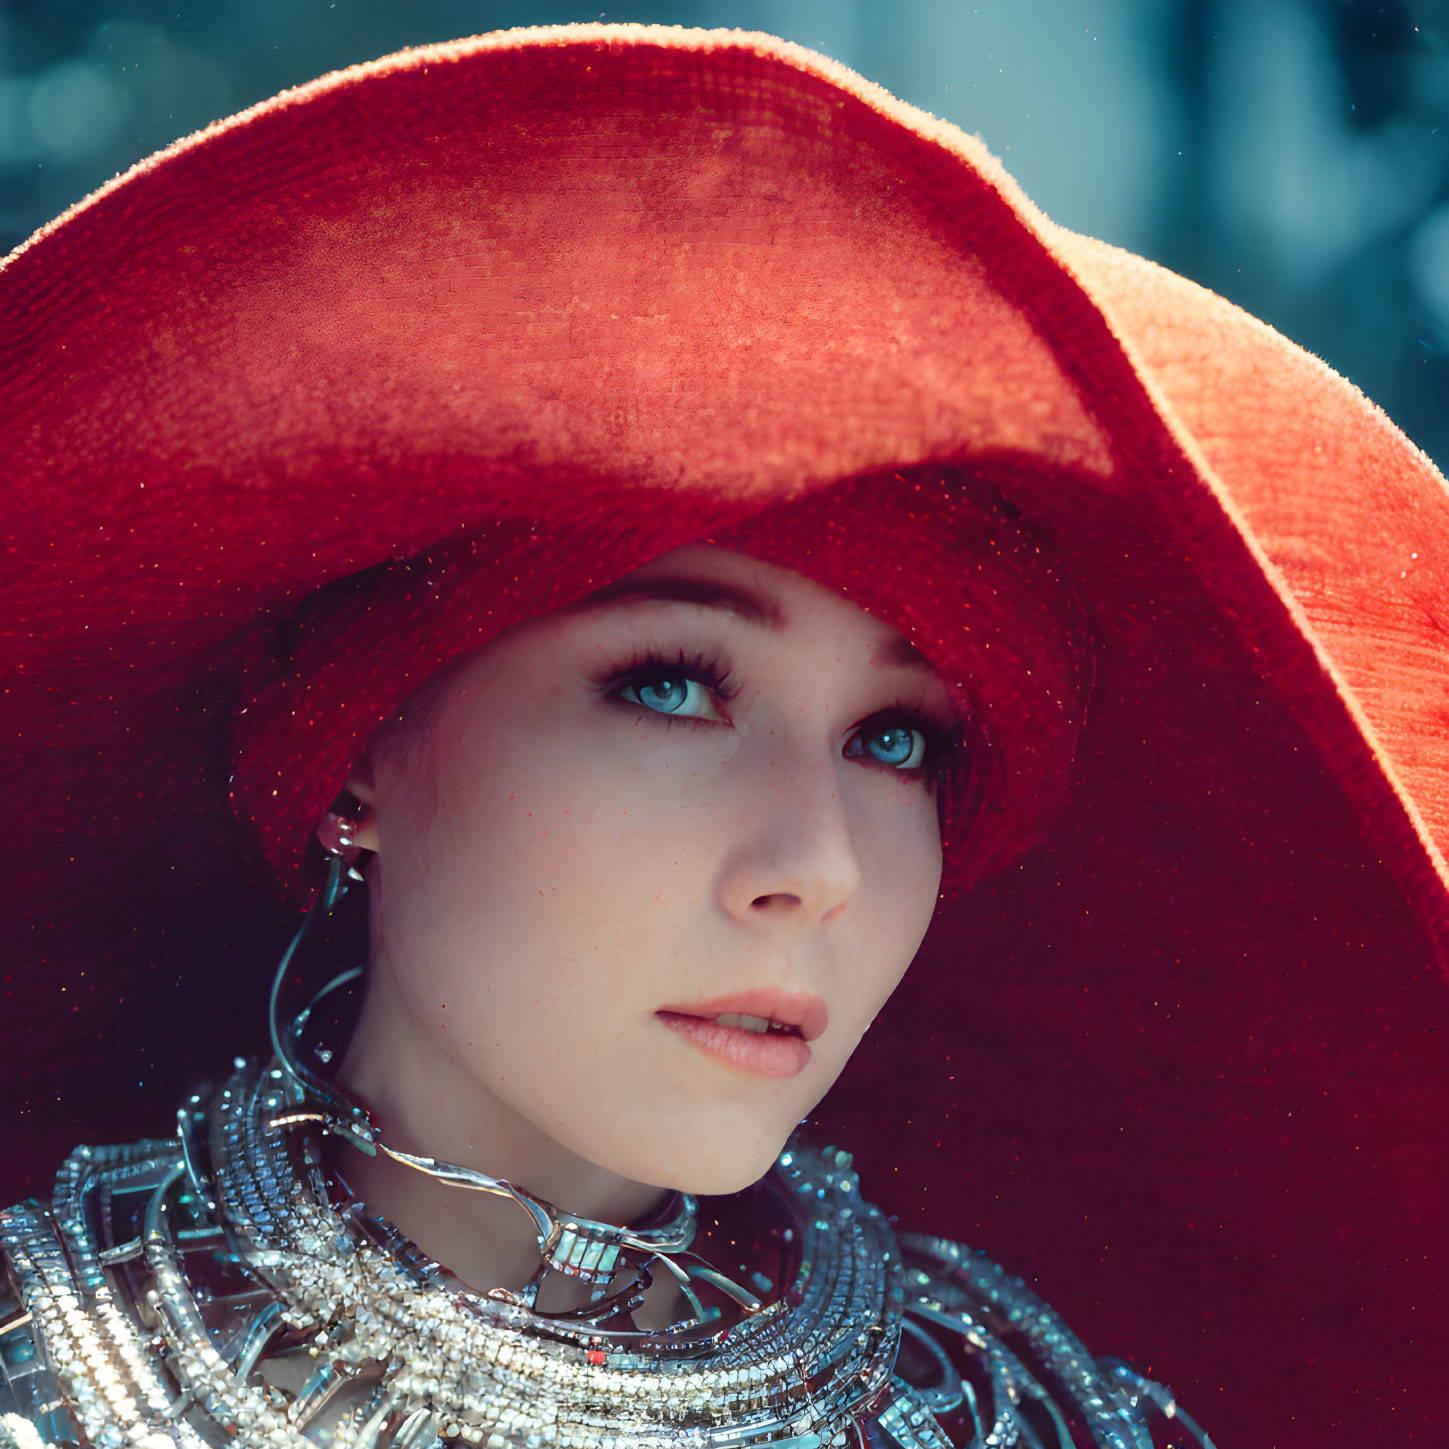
353,546,954,1195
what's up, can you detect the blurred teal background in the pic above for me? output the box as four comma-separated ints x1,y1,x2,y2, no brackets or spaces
3,0,1447,467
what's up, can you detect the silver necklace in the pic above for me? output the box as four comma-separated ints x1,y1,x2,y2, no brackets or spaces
200,1060,903,1448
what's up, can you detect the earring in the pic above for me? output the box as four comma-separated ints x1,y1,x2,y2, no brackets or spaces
316,804,370,879
263,807,378,1151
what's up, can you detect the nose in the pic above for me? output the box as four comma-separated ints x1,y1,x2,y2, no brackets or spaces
715,751,863,931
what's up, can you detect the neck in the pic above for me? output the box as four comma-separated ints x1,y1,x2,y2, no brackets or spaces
335,956,670,1298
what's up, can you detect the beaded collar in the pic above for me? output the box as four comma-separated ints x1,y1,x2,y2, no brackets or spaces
202,1061,897,1447
0,1062,1216,1449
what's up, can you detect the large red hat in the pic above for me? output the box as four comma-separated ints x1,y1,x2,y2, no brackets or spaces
4,25,1447,1447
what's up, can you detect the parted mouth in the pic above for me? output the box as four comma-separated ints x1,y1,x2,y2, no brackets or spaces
710,1012,799,1037
654,989,828,1043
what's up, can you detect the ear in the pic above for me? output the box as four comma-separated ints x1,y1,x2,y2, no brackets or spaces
315,754,382,857
342,753,382,853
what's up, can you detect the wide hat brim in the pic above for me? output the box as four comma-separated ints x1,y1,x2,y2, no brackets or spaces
4,25,1448,1445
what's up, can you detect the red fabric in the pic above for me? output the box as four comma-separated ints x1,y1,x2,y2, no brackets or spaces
3,26,1447,1445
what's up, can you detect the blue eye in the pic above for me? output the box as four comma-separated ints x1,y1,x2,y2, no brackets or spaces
845,720,929,771
618,671,722,720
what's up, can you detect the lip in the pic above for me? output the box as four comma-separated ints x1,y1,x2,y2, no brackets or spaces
653,989,827,1082
655,989,828,1042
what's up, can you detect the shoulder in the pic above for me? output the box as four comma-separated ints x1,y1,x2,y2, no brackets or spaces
890,1232,1212,1448
1,1138,182,1449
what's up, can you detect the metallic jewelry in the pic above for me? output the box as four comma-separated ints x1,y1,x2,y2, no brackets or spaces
3,1068,907,1449
1,1080,1210,1449
316,807,370,866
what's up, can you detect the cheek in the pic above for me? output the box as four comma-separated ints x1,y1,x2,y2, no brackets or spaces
865,780,943,898
379,718,718,1011
850,788,944,991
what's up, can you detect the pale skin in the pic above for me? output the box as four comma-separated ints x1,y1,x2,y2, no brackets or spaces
336,546,956,1305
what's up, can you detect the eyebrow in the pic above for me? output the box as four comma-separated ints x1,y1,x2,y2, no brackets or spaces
570,576,784,626
571,574,930,669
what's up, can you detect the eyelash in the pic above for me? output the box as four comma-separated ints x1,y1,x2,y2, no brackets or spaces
848,708,954,777
601,648,739,709
598,648,959,778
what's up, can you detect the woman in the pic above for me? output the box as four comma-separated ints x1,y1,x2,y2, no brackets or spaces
2,24,1446,1449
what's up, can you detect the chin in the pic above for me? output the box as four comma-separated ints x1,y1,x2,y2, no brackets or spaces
589,1117,800,1199
674,1145,789,1198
